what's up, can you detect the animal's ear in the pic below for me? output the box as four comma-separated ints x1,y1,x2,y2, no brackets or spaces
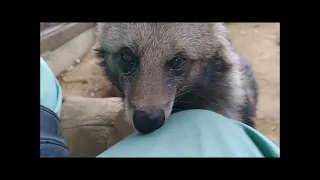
96,23,110,34
212,23,232,45
225,30,232,44
95,23,118,46
94,23,118,56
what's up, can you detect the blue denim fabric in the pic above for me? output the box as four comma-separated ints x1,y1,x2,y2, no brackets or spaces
40,57,69,157
40,105,69,157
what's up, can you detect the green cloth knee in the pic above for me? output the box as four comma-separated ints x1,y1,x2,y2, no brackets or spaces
40,57,62,117
97,110,280,158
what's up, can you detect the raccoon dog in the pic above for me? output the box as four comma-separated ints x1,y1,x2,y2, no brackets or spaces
95,23,258,134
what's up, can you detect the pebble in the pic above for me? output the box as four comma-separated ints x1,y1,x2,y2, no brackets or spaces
254,30,259,34
75,58,81,64
67,66,74,71
240,30,246,35
90,92,95,97
254,24,260,28
94,88,98,92
271,126,276,131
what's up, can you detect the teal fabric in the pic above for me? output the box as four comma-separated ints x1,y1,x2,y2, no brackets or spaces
98,110,280,158
40,57,62,117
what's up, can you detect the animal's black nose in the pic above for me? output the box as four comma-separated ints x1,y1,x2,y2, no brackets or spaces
133,109,165,134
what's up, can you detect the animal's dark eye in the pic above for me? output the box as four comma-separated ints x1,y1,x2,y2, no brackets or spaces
170,57,186,70
120,51,137,75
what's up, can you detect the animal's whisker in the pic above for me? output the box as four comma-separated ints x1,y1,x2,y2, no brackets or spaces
187,92,209,101
175,101,194,104
175,89,196,101
175,86,198,99
175,87,204,102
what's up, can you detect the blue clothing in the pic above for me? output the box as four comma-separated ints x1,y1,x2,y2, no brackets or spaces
40,57,69,157
98,110,279,157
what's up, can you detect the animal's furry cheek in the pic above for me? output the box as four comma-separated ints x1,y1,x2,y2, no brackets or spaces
123,98,134,125
164,99,174,120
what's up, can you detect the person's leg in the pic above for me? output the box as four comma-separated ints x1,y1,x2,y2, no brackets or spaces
40,57,69,157
97,109,280,157
40,58,62,116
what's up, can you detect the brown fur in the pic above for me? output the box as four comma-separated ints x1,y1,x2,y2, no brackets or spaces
95,23,258,128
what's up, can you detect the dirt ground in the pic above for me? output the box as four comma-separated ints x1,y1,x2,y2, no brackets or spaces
226,23,280,146
58,23,280,147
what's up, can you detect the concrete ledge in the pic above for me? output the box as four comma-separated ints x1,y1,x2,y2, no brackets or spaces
41,23,62,32
40,23,68,38
40,23,95,54
44,28,96,76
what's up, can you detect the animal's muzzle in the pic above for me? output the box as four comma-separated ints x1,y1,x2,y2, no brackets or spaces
133,109,165,134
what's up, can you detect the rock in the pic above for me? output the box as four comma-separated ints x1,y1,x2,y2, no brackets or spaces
254,30,259,34
75,58,81,64
240,30,246,35
60,96,134,157
94,88,98,92
61,76,87,83
67,66,74,71
90,92,95,97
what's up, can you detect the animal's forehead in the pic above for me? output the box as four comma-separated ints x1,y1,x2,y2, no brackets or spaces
99,23,218,60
